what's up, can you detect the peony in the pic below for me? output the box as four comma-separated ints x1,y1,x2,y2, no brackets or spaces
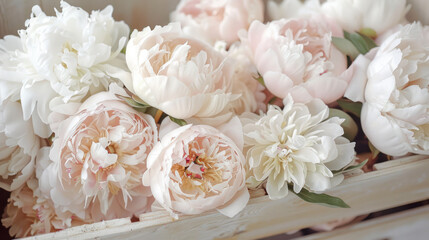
170,0,264,45
43,86,157,220
143,117,249,218
321,0,409,35
268,0,322,21
0,1,130,137
228,43,266,115
2,175,87,238
243,17,351,104
124,22,237,120
345,23,429,156
242,97,356,199
0,100,41,191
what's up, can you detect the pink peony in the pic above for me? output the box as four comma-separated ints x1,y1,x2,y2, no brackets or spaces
171,0,264,45
243,16,352,104
2,176,87,238
143,117,249,218
44,86,157,221
228,43,266,115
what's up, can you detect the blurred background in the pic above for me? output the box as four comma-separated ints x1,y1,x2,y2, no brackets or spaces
1,0,428,38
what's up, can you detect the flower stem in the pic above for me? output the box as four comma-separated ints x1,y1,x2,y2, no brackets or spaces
154,109,163,123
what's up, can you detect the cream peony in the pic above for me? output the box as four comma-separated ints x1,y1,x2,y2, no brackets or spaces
321,0,409,35
0,100,42,191
345,23,429,156
0,1,130,137
242,97,355,200
43,87,157,220
143,117,249,218
124,22,237,120
243,17,351,104
170,0,264,45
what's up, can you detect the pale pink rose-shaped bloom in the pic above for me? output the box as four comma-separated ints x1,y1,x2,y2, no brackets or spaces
228,43,266,115
45,87,157,220
2,175,87,238
345,23,429,156
143,117,249,218
243,16,352,104
124,23,237,120
170,0,264,45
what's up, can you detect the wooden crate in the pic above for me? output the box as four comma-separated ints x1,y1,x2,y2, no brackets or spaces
23,155,429,240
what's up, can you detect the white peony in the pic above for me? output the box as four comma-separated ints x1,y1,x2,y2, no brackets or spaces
124,22,237,120
0,1,130,138
345,23,429,156
0,100,42,191
242,97,355,199
321,0,409,35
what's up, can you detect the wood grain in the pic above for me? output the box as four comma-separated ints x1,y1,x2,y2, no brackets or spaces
298,204,429,240
24,155,429,240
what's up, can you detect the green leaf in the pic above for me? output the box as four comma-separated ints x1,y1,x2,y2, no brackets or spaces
256,76,266,87
333,159,368,175
118,96,150,109
329,108,358,141
343,31,376,55
332,37,360,60
290,186,350,208
357,32,377,50
169,116,187,126
344,31,369,54
368,141,380,159
131,95,149,105
337,99,362,117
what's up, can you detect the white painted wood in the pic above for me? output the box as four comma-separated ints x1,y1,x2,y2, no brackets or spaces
23,156,429,240
298,204,429,240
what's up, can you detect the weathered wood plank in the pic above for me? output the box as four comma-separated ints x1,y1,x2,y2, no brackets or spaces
298,204,429,240
24,156,429,240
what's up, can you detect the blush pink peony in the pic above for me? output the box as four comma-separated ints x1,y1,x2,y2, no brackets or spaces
243,16,352,104
228,43,266,115
170,0,264,45
143,117,249,218
2,176,88,238
44,86,157,220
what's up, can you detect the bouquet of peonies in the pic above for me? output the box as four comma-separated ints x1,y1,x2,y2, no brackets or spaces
0,0,428,238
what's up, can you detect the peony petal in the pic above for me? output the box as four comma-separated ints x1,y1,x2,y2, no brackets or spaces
216,187,249,218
